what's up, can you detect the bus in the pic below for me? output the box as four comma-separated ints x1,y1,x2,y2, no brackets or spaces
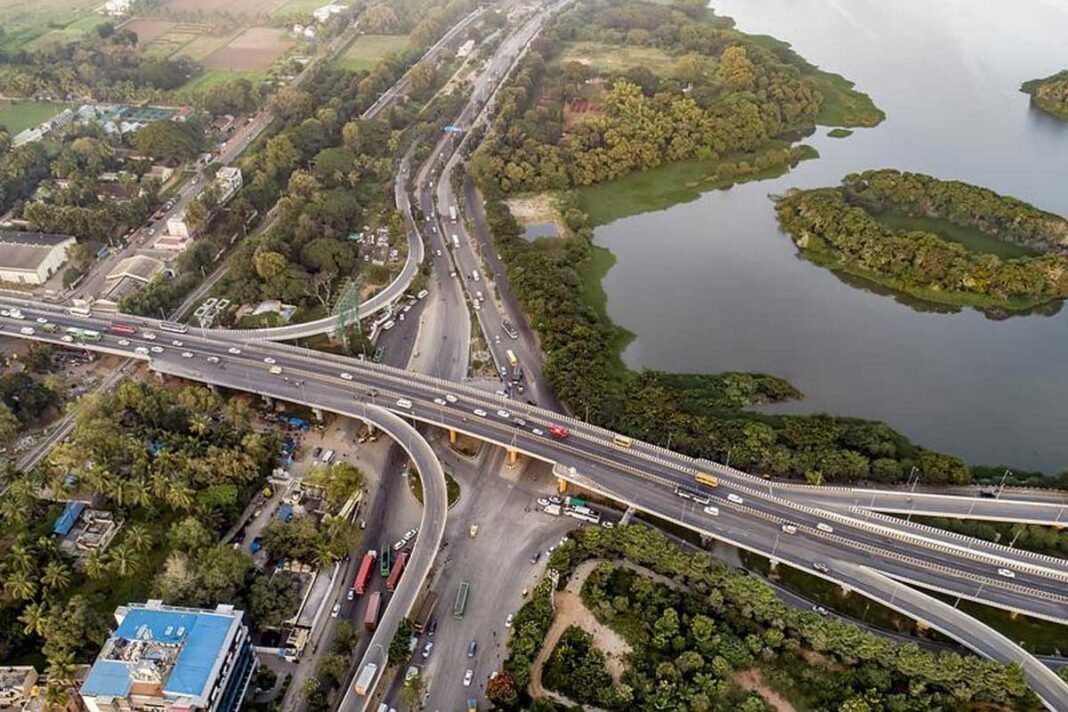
451,234,460,249
412,591,439,633
65,327,101,342
67,305,92,318
353,662,378,695
612,434,633,449
675,484,711,506
505,349,518,368
564,508,601,524
453,580,470,619
379,546,392,577
159,321,189,334
694,472,720,488
109,322,137,335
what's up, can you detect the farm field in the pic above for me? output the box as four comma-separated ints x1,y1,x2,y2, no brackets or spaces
159,0,287,14
0,0,103,50
177,69,266,97
337,33,410,72
556,41,683,76
202,27,293,71
0,101,68,134
271,0,331,15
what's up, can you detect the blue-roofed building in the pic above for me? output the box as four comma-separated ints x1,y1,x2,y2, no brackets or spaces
80,601,256,712
53,501,86,536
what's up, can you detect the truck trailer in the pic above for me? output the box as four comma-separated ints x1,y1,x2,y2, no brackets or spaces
353,550,377,596
386,551,409,592
364,591,382,631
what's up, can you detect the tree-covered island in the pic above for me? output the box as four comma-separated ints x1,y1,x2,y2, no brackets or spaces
1020,69,1068,120
774,169,1068,312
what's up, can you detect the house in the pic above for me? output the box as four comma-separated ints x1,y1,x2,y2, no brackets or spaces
312,3,346,22
0,231,76,285
213,167,242,206
0,667,38,709
103,0,136,16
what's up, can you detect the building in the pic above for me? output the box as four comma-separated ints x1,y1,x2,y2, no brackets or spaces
312,3,346,22
166,211,191,240
213,167,242,206
0,231,76,285
102,255,165,303
0,667,38,709
80,602,256,712
54,503,122,561
103,0,136,16
457,39,475,58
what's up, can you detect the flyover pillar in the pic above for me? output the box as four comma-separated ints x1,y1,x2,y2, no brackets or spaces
507,448,519,465
312,407,323,422
208,383,219,395
620,506,636,525
448,429,457,444
262,395,274,408
557,478,568,494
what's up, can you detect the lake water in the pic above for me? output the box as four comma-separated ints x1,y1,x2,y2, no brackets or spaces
594,0,1068,471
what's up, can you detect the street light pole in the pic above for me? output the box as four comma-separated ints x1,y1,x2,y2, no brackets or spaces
996,469,1011,500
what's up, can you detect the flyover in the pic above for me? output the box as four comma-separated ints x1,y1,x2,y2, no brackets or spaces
4,307,1068,707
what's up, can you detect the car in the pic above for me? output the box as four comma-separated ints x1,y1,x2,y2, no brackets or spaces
118,339,130,346
781,524,798,534
548,496,562,505
19,326,34,335
393,539,406,552
207,356,220,364
171,340,183,347
313,446,323,458
422,642,434,659
703,505,720,516
403,528,418,541
537,497,549,507
812,605,829,617
512,417,527,427
812,562,830,573
997,568,1016,578
0,310,8,317
472,301,481,311
433,397,447,406
469,524,479,538
531,428,544,436
228,347,241,355
463,669,474,687
549,424,569,439
445,394,458,403
147,227,156,236
331,603,341,618
505,614,514,628
473,408,488,417
601,521,615,529
494,335,501,344
816,522,834,534
382,320,396,331
269,366,283,375
727,493,744,505
264,357,276,364
142,332,156,340
495,389,508,397
35,317,47,324
428,618,438,636
496,409,510,419
396,398,413,409
467,640,477,657
347,590,355,601
435,249,442,256
403,304,412,313
530,551,541,564
547,544,557,554
181,351,194,359
61,334,74,342
340,372,354,380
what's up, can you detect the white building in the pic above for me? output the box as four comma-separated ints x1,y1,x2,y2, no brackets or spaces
0,231,76,285
103,0,136,16
312,3,346,22
167,211,191,240
214,166,243,206
457,39,476,58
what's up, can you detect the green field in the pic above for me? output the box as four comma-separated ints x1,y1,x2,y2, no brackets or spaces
177,69,266,97
337,34,411,72
556,41,682,76
0,0,107,50
0,101,68,134
271,0,331,16
872,211,1040,260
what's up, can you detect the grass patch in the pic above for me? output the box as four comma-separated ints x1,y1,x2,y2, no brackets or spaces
576,241,632,379
575,142,818,226
0,100,67,133
827,128,853,139
556,40,682,76
271,0,330,15
178,69,266,96
871,211,1040,260
336,34,410,72
407,470,461,507
0,0,104,50
809,71,885,127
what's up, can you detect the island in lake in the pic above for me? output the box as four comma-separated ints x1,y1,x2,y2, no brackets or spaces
774,169,1068,313
1020,69,1068,120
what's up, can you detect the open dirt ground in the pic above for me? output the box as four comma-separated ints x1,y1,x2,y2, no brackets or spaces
202,27,291,71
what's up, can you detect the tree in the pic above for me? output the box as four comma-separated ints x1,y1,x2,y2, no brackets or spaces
400,672,423,710
0,403,18,444
183,197,209,236
267,87,313,122
125,525,153,553
248,574,300,629
133,121,203,160
41,560,72,591
486,669,519,706
389,619,415,664
305,462,364,508
265,134,299,178
19,601,50,637
254,248,289,281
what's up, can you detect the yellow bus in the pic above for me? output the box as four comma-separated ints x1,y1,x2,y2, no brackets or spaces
505,349,518,368
694,472,720,488
612,434,632,449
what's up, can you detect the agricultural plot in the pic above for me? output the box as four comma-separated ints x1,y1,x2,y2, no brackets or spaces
271,0,331,15
0,101,68,133
160,0,287,14
337,33,410,72
0,0,103,50
556,41,684,76
202,27,293,71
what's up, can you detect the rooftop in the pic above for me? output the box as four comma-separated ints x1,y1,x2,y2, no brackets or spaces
106,255,164,284
0,231,75,271
81,602,243,705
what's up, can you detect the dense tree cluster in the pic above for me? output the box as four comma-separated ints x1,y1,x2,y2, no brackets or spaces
509,525,1039,711
0,30,198,101
775,171,1068,310
479,195,972,485
0,137,50,215
132,120,205,161
467,0,881,194
1021,69,1068,121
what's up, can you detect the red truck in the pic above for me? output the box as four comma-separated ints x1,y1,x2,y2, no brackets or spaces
386,551,409,593
363,591,382,631
353,550,377,596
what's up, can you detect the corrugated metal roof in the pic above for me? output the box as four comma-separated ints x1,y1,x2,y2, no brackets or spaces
53,501,85,536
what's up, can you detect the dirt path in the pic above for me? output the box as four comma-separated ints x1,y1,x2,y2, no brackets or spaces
734,668,797,712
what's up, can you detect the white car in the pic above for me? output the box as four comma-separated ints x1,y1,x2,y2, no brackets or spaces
703,505,720,516
404,528,418,541
19,326,34,335
118,339,130,346
172,340,183,347
228,347,241,355
393,539,407,552
134,346,150,355
340,372,354,381
382,320,396,331
473,408,487,417
396,398,413,409
433,397,447,406
505,614,514,628
816,522,834,534
463,669,474,687
207,356,220,364
422,642,434,659
61,334,74,343
445,394,458,403
727,493,744,505
531,428,544,436
435,249,442,256
263,357,276,364
142,332,156,341
181,351,194,359
537,498,549,507
496,409,510,419
150,346,164,353
997,568,1016,579
35,317,48,324
331,603,341,618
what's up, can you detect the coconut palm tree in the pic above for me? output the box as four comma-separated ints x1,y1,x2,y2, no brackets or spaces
124,525,153,554
41,561,72,592
6,542,35,573
19,601,49,636
108,545,138,578
4,570,37,601
84,551,108,581
166,481,195,511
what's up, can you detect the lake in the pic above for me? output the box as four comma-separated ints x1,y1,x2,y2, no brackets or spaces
593,0,1068,471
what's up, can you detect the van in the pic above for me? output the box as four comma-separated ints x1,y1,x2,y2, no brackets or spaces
321,449,336,464
612,435,632,449
781,524,798,534
475,291,484,302
396,398,413,409
816,522,834,534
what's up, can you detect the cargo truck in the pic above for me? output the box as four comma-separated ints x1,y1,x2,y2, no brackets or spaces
543,504,561,516
364,591,382,631
353,550,377,596
354,662,378,695
449,205,458,222
386,551,408,592
413,591,439,633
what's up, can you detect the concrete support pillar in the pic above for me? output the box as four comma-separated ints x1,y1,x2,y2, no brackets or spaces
839,585,852,597
262,395,274,408
448,429,457,443
769,559,779,572
507,448,519,465
312,407,323,422
699,533,712,547
620,506,636,525
1010,610,1019,620
556,478,568,494
208,383,219,395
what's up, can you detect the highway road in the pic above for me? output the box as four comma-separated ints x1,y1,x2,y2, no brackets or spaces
4,305,1068,706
